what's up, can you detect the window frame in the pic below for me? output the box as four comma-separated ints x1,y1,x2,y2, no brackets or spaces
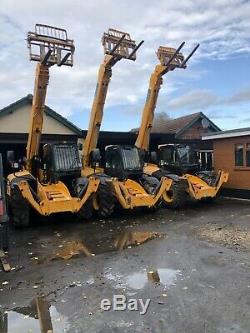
246,143,250,167
234,142,250,170
234,143,244,167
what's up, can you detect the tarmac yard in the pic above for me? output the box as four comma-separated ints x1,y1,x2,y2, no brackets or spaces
0,198,250,333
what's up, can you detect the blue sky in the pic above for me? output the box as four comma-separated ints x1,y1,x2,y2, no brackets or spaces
1,0,250,132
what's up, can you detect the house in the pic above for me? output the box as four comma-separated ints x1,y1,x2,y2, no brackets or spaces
0,94,82,168
157,112,221,169
0,95,222,172
203,128,250,198
153,112,220,140
131,112,221,169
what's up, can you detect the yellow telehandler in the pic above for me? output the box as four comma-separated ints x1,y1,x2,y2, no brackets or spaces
82,29,172,213
7,24,99,226
135,43,229,208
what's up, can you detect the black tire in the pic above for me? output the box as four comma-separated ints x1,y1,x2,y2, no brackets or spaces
0,223,8,250
140,175,162,211
74,178,93,221
201,196,216,204
10,186,30,227
76,197,93,221
162,181,187,209
96,182,115,218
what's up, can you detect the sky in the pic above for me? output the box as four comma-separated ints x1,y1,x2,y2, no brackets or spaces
0,0,250,132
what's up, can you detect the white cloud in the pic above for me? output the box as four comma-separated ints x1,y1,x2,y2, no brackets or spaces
0,0,250,123
165,86,250,112
167,89,218,110
226,87,250,104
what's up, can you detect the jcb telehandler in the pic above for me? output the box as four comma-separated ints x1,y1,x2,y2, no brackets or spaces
82,29,172,212
7,24,99,226
153,143,228,201
135,43,228,207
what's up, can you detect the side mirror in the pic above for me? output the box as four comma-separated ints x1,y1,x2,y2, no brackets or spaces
90,148,101,166
7,150,15,163
150,151,158,164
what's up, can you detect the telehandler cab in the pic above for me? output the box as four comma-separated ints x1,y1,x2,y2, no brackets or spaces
135,43,228,207
7,24,99,227
153,143,229,201
82,29,172,212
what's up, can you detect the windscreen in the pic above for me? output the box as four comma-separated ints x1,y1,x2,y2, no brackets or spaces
177,146,197,164
121,147,142,170
160,146,176,165
53,144,82,172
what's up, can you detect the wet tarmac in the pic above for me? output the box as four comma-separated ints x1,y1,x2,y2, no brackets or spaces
0,198,250,332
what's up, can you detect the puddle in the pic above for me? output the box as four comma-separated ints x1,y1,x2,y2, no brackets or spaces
1,297,69,333
114,231,163,251
44,231,165,262
126,269,181,290
50,240,95,261
105,268,181,291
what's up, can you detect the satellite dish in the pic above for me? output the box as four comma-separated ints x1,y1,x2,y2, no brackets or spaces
201,118,209,129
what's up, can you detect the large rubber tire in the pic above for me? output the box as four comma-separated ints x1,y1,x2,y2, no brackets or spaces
76,197,93,221
95,182,115,218
140,175,162,211
201,196,216,204
74,178,94,221
0,223,8,250
162,181,187,209
10,186,30,228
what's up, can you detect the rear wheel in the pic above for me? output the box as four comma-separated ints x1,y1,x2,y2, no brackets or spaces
95,182,115,218
10,186,30,227
162,182,187,209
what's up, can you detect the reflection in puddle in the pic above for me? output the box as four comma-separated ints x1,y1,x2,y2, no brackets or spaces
1,297,69,333
114,231,163,250
46,231,164,262
105,268,181,290
50,240,95,261
127,269,181,290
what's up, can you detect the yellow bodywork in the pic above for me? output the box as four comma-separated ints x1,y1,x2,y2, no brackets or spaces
7,171,99,216
143,163,229,202
82,166,172,210
81,29,164,214
7,25,100,220
109,177,172,209
143,163,161,176
183,171,229,200
133,43,229,206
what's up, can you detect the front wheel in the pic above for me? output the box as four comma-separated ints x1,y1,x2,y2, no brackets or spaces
162,182,187,209
10,186,30,227
95,182,115,218
76,197,93,221
141,175,162,211
0,222,8,250
201,196,216,204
